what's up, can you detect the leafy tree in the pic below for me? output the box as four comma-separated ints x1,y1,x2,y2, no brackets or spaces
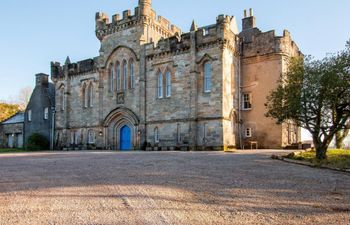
265,41,350,160
0,103,21,122
335,121,349,149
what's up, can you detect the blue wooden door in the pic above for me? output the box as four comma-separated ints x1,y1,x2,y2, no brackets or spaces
120,125,132,150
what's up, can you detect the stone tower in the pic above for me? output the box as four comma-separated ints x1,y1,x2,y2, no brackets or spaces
139,0,152,16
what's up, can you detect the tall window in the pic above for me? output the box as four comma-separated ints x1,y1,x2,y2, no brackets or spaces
87,83,93,107
154,127,159,143
204,61,212,92
130,59,135,89
60,87,65,111
177,123,181,143
166,71,171,97
116,62,121,91
157,72,163,98
28,110,32,122
242,93,252,110
44,107,49,120
88,130,95,144
123,60,128,90
108,64,114,92
82,83,87,108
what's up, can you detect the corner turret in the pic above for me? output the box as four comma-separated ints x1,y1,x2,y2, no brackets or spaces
138,0,152,16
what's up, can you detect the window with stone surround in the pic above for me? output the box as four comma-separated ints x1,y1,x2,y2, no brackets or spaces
157,72,163,98
88,130,95,144
116,62,121,92
123,60,128,91
60,87,65,111
44,107,49,120
242,93,252,110
28,110,32,122
166,71,171,97
130,59,135,89
82,83,87,108
154,127,159,143
87,83,93,107
204,61,212,93
108,64,114,92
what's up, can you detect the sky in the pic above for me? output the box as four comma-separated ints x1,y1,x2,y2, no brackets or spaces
0,0,349,141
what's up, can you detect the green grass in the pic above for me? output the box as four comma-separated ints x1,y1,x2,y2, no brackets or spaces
0,149,31,154
287,149,350,170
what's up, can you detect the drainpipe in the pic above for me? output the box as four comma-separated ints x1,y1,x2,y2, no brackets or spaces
238,38,243,149
50,107,56,150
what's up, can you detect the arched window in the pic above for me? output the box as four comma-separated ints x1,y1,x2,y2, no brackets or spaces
157,72,163,98
123,60,128,90
166,71,171,97
154,127,159,143
130,59,135,89
60,87,65,111
108,64,114,92
116,62,121,91
87,83,93,107
204,61,212,93
82,83,87,108
88,130,95,144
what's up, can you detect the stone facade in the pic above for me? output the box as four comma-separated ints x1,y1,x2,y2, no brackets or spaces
50,0,301,150
24,74,55,149
0,113,24,148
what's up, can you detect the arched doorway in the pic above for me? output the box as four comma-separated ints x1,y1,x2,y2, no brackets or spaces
104,107,140,150
120,125,132,150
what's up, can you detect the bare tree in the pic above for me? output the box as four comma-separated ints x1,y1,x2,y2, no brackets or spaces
17,86,33,110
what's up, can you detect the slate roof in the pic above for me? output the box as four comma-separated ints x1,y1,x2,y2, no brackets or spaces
1,112,24,125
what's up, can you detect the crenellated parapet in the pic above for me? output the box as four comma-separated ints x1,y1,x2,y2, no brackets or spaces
95,1,181,42
51,58,98,80
145,15,238,60
240,29,301,58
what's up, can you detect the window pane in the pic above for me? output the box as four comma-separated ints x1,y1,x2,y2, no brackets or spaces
130,61,135,89
166,71,171,97
116,64,121,91
158,73,163,98
123,62,127,90
204,62,212,92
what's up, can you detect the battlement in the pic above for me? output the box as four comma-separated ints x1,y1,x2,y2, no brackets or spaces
95,1,181,42
51,58,98,79
145,15,238,59
241,29,301,58
95,7,141,41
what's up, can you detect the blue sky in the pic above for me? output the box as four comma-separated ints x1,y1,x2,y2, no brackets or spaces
0,0,349,141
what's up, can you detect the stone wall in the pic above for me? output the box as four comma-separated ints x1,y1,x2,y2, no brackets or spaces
0,123,24,148
51,1,302,150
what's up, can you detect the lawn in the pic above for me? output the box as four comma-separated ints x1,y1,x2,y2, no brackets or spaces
287,149,350,170
0,149,30,154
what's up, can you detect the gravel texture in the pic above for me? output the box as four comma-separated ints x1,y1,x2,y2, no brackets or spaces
0,150,349,225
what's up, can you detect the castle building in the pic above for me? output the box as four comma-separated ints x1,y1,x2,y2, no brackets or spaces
50,0,301,151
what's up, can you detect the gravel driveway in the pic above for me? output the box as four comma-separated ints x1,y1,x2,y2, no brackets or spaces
0,150,349,225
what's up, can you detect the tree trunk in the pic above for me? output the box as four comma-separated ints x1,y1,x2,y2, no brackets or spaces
313,137,328,160
335,128,349,149
315,145,327,160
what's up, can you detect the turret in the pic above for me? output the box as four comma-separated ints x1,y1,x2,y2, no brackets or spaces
242,8,256,30
138,0,152,16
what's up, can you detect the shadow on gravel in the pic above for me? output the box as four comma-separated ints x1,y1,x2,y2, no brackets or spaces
0,151,349,216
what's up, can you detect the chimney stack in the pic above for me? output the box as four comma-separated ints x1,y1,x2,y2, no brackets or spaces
242,8,256,30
